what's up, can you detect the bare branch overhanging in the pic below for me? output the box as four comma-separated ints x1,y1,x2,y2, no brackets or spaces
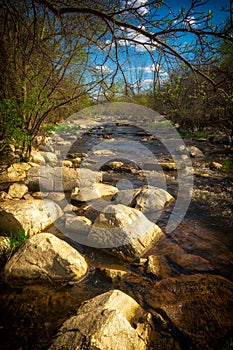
37,0,233,86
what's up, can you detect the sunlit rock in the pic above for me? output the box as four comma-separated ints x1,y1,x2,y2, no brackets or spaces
3,232,88,283
48,289,154,350
8,183,28,199
0,199,63,235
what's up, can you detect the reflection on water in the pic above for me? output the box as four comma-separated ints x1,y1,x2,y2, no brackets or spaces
0,124,232,350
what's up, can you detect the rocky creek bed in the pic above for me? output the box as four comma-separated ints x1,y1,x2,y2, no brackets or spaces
0,120,232,350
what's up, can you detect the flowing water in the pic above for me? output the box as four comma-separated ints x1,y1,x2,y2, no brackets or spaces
0,124,232,350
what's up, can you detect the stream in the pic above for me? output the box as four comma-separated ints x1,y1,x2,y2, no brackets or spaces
0,123,232,350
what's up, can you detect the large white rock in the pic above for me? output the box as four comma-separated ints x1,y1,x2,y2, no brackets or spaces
30,150,45,164
27,165,53,192
133,185,174,221
43,151,58,163
0,163,31,185
71,183,118,202
87,204,164,260
27,166,78,192
48,289,154,350
3,232,88,283
0,199,63,235
65,215,92,233
77,168,103,187
8,183,28,199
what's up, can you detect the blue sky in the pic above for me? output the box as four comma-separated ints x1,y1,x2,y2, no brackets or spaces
90,0,231,92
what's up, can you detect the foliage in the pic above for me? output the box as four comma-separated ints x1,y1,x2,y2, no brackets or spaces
181,131,209,138
45,123,81,136
0,0,232,160
8,229,29,251
1,229,29,254
0,97,31,155
220,160,233,173
0,0,92,160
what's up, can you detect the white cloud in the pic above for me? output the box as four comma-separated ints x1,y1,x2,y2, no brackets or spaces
141,79,154,88
122,0,149,16
184,16,198,28
94,65,113,73
137,63,159,72
174,15,199,28
118,27,158,51
142,78,154,84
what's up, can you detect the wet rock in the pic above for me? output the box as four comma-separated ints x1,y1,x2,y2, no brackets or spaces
132,185,174,221
101,161,124,171
0,191,12,201
0,236,10,265
146,255,171,279
48,289,154,350
97,265,128,281
159,162,178,171
145,274,233,350
168,251,214,273
0,163,30,186
31,191,48,199
43,151,58,163
77,168,103,187
27,166,78,192
30,150,45,164
87,204,164,260
0,199,63,235
27,165,53,192
47,192,65,202
2,232,88,283
209,134,231,145
209,161,222,170
8,183,28,199
147,234,214,276
68,152,86,159
187,146,205,158
65,215,92,233
62,160,73,168
71,183,118,202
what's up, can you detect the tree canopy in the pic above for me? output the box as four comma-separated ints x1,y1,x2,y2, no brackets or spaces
0,0,232,160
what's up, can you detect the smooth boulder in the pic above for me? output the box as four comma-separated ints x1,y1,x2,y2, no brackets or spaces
8,183,28,199
0,199,63,235
3,232,88,283
27,165,78,192
49,289,154,350
87,204,164,260
133,185,174,221
145,274,233,350
71,183,118,202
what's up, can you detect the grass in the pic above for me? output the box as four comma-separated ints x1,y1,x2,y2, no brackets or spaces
145,120,174,129
181,130,208,138
2,228,29,253
45,123,81,135
220,159,233,172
